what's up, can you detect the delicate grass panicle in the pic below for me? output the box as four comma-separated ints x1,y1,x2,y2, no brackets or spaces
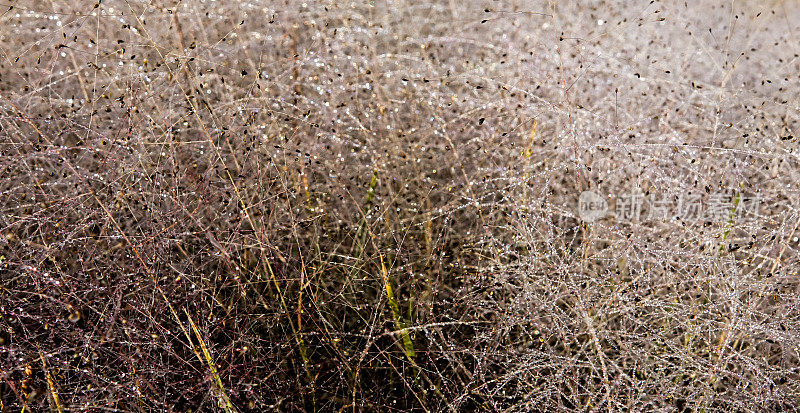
1,0,800,411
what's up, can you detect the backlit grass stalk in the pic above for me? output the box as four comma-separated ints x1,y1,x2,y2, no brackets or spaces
718,190,742,253
185,309,238,413
354,169,379,257
37,349,63,413
258,259,314,390
379,254,416,361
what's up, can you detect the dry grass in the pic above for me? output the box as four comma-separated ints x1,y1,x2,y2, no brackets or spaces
2,0,800,411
